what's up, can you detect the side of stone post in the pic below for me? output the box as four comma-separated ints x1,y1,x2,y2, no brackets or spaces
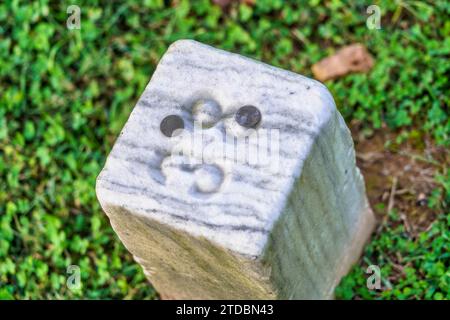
96,40,375,299
262,109,375,299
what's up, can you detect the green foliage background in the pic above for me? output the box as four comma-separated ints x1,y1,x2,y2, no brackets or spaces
0,0,448,299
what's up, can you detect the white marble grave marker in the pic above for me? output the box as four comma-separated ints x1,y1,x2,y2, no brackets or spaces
96,40,375,299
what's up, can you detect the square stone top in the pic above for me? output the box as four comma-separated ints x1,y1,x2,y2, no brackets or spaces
96,40,336,257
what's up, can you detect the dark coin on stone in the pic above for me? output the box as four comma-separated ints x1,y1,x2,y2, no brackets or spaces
160,114,184,137
235,105,261,128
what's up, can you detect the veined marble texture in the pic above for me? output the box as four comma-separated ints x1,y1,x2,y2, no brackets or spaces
96,40,375,299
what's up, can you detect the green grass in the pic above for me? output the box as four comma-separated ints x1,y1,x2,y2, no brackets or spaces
336,212,450,300
0,0,448,299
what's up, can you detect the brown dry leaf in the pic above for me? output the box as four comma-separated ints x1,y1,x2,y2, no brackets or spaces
312,43,374,82
213,0,255,9
212,0,233,8
241,0,256,5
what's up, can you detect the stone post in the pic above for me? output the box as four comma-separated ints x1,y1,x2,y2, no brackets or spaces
96,40,375,299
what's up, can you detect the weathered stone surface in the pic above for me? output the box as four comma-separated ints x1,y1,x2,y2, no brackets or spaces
96,40,375,299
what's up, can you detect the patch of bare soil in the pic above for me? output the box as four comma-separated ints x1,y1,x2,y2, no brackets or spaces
350,122,448,236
